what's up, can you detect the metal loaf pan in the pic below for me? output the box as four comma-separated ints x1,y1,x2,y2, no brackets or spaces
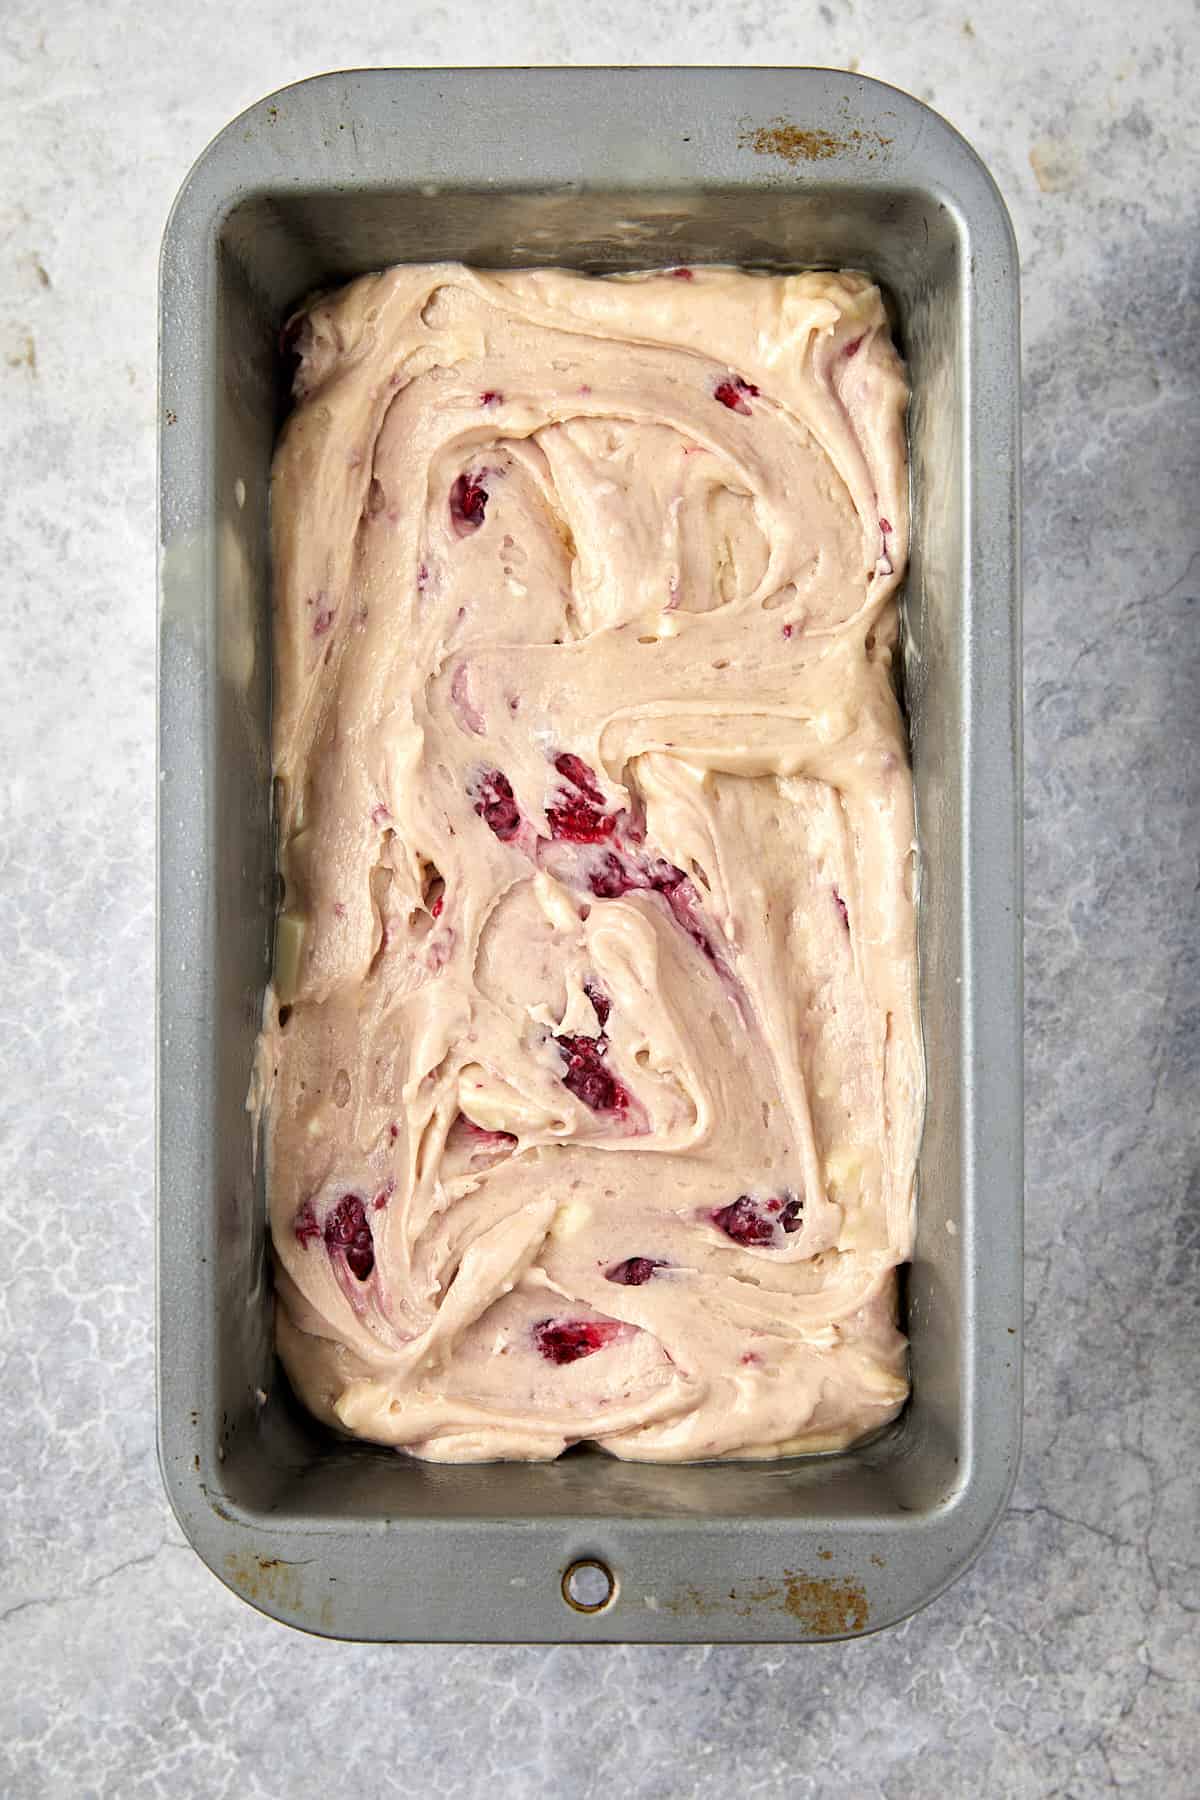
157,67,1022,1642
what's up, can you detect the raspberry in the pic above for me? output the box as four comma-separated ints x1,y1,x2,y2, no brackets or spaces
606,1257,664,1286
780,1195,804,1233
324,1194,374,1281
533,1318,622,1363
555,1034,625,1113
473,770,520,840
583,981,611,1028
713,374,759,415
449,471,488,532
712,1196,775,1247
713,1193,803,1245
293,1202,320,1247
553,752,604,802
546,796,616,843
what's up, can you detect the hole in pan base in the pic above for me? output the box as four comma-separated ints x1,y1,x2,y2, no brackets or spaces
561,1557,618,1614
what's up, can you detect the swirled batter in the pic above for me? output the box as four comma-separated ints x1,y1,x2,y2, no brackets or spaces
259,263,921,1463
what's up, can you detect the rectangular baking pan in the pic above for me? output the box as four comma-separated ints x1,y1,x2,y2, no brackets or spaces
157,66,1022,1642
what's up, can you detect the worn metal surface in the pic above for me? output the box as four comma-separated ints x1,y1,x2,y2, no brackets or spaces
157,65,1022,1642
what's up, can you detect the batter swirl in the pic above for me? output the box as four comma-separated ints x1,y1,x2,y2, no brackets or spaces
259,263,921,1462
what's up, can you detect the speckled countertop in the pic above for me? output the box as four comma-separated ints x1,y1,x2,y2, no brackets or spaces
1,4,1197,1795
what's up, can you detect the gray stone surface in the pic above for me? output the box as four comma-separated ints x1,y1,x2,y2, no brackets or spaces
1,2,1196,1794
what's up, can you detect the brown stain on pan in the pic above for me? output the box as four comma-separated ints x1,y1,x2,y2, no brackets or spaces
224,1553,338,1631
738,118,892,164
225,1551,303,1604
780,1571,869,1633
662,1568,869,1635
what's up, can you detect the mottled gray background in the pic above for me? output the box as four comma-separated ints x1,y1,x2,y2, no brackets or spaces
1,1,1196,1794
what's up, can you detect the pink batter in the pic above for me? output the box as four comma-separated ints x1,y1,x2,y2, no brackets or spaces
256,263,922,1462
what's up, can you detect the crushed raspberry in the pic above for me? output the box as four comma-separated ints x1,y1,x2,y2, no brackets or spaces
389,1122,399,1141
450,471,488,533
713,374,759,415
473,769,520,840
431,894,444,918
844,335,864,358
584,846,688,903
712,1196,776,1247
324,1194,374,1280
583,981,611,1028
658,876,717,962
460,1117,518,1147
606,1256,664,1286
547,796,615,843
480,389,503,406
879,517,893,535
294,1202,321,1247
547,753,614,840
555,1033,626,1113
554,752,604,802
714,1193,802,1245
547,818,716,971
669,266,695,280
534,1318,623,1364
373,1178,395,1212
647,858,686,894
833,888,850,931
588,852,633,898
